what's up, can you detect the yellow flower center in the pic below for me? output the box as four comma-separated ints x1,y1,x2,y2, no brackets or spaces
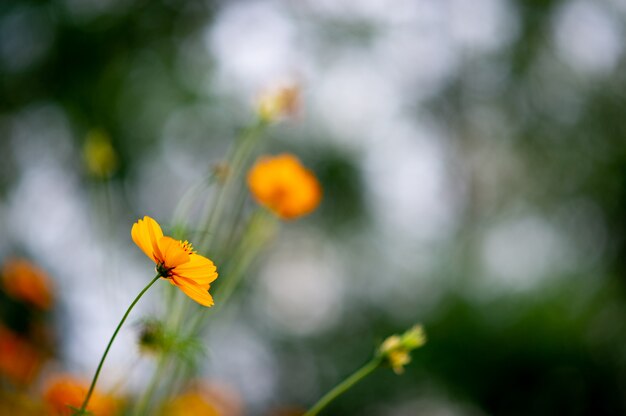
180,240,195,255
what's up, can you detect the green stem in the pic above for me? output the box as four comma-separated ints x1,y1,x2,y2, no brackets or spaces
133,356,168,416
188,210,272,333
172,173,217,240
196,119,266,253
304,357,382,416
78,274,160,413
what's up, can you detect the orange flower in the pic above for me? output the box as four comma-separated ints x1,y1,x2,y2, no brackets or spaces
0,326,44,386
43,375,119,416
2,258,53,310
131,216,218,307
247,154,322,220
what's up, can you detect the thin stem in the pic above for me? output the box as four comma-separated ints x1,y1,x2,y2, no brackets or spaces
78,274,160,413
188,210,273,333
304,357,382,416
133,356,168,416
196,119,266,253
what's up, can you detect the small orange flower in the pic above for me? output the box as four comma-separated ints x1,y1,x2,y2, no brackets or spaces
247,154,322,220
43,375,119,416
131,216,218,307
0,326,44,386
2,258,53,310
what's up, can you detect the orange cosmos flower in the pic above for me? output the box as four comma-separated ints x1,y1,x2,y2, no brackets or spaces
2,258,53,310
131,216,218,307
43,375,120,416
247,154,322,220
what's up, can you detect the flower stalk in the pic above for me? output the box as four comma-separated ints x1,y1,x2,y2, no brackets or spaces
304,325,427,416
196,119,267,253
77,274,161,414
303,357,382,416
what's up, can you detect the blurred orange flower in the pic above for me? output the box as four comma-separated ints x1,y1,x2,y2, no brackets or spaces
43,375,120,416
0,326,45,386
247,154,322,220
2,258,53,310
131,216,218,307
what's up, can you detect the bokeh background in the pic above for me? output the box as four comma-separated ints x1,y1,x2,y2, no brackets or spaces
1,0,626,414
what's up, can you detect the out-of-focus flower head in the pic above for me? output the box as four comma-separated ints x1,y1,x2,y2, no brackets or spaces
137,318,203,362
378,325,426,374
247,154,322,220
212,161,231,184
160,382,242,416
160,392,219,416
137,319,168,355
83,129,118,179
43,374,120,416
256,83,300,123
1,258,54,310
0,390,45,414
0,325,45,386
132,216,218,307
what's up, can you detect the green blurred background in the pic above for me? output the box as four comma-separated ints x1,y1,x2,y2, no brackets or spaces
1,0,626,414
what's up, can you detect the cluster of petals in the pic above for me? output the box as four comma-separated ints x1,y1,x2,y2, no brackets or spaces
131,216,218,307
247,154,322,220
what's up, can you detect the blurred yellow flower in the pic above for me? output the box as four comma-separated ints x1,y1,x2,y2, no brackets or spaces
161,382,242,416
0,326,45,386
1,258,53,310
160,392,219,416
131,216,218,307
0,390,45,415
247,154,322,220
379,325,426,374
257,84,300,123
43,375,119,416
83,129,118,178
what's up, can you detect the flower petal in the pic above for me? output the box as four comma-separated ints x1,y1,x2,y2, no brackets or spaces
157,237,190,269
131,216,164,263
171,254,218,285
171,277,214,307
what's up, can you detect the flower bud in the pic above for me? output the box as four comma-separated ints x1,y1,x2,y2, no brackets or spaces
256,84,300,123
378,325,426,374
83,129,118,179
